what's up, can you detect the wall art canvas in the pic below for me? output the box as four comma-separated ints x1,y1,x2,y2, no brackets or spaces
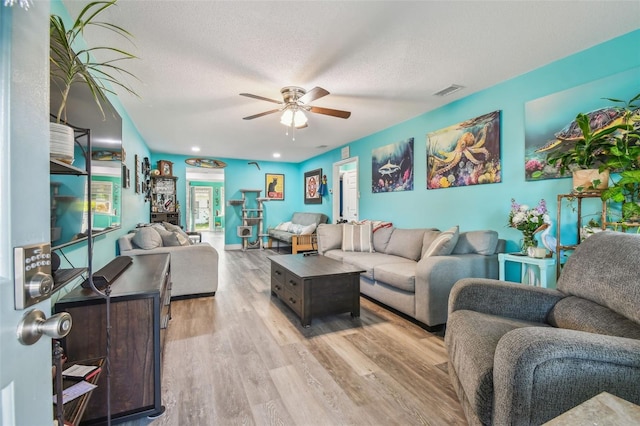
427,110,501,189
265,173,284,200
372,138,414,193
304,168,322,204
524,67,640,181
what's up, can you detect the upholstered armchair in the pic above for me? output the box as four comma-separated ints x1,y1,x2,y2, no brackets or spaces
445,231,640,425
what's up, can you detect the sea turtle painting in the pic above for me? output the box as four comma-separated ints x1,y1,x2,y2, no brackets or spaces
535,107,630,153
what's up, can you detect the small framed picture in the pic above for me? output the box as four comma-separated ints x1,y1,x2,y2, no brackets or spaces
265,173,284,200
304,168,322,204
122,164,130,189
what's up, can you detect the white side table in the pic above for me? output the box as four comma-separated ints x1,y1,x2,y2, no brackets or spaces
498,253,556,288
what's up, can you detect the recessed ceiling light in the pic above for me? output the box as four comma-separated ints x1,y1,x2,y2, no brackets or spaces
433,84,464,97
191,146,200,152
273,153,281,158
317,145,328,149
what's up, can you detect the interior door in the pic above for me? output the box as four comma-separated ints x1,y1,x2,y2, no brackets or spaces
342,170,358,222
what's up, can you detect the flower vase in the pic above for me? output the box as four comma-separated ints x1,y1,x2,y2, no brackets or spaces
521,231,538,255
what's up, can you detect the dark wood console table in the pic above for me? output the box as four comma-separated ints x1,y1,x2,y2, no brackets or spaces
55,253,171,425
269,254,364,327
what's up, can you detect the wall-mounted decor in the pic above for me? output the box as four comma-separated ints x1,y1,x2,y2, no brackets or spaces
157,160,173,176
304,168,322,204
122,164,130,189
134,154,140,193
185,158,227,168
265,173,284,200
372,138,414,193
524,67,640,181
427,110,501,189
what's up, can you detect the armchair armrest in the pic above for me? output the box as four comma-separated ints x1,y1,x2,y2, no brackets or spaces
493,327,640,425
448,277,564,324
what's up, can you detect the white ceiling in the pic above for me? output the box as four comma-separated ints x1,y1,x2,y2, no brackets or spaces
62,0,640,163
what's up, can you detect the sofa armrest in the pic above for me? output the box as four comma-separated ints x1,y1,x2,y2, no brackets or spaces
493,327,640,425
414,254,502,326
448,277,564,323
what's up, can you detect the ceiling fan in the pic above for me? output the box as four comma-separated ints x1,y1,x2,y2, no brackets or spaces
240,86,351,129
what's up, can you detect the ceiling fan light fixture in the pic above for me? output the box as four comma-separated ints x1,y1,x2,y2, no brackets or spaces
280,107,308,128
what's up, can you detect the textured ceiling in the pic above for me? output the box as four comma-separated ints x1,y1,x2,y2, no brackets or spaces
62,0,640,163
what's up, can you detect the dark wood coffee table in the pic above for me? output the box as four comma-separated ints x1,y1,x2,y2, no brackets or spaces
268,254,365,327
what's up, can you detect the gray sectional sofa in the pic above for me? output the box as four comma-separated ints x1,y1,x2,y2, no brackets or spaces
117,223,218,299
316,222,504,328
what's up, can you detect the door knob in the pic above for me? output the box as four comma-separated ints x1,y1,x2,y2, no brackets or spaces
17,309,72,345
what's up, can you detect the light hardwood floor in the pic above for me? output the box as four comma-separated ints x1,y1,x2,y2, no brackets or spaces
123,231,466,426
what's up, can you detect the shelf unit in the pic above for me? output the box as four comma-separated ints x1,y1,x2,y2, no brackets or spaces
555,192,606,278
150,175,180,225
228,189,269,250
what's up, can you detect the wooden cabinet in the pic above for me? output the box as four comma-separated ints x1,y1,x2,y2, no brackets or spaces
55,253,171,425
150,175,179,225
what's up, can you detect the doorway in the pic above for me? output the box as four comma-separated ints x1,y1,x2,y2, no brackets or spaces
332,157,359,223
186,167,225,235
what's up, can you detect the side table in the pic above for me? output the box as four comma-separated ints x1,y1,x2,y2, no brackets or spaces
498,253,556,288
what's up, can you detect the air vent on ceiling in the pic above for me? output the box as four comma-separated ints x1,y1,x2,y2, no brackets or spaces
433,84,464,97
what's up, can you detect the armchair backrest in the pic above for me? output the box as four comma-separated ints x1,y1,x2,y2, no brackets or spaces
557,231,640,324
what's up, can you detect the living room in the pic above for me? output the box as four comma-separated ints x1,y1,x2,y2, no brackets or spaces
2,1,640,425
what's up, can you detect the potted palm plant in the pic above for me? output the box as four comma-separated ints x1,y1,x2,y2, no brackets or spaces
50,0,137,163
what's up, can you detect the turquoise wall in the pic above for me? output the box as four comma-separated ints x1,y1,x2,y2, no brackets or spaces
300,30,640,257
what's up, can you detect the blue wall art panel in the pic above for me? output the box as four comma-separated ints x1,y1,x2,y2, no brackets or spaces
372,138,414,193
427,110,501,189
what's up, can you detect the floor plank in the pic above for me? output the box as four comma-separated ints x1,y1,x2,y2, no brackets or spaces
119,231,466,426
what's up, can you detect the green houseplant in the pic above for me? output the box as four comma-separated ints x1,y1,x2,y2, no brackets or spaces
599,93,640,224
50,0,137,125
544,110,625,192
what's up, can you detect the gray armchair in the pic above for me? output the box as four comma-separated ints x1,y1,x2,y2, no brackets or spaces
445,231,640,425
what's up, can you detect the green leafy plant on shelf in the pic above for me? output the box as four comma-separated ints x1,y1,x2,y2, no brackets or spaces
599,93,640,224
50,0,138,124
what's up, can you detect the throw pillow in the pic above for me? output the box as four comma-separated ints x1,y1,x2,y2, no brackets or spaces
342,222,374,253
161,231,181,247
422,226,460,257
385,228,426,260
162,222,192,245
289,223,304,234
275,221,290,231
300,223,317,235
132,226,162,250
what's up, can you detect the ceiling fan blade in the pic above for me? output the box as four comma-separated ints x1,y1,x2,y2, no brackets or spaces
298,87,329,104
239,93,283,104
309,106,351,119
243,109,281,120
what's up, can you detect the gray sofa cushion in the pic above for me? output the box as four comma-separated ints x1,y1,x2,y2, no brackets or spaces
453,230,499,255
374,262,417,292
558,231,640,323
338,251,411,281
385,228,426,260
291,212,328,227
317,224,342,254
132,226,162,249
